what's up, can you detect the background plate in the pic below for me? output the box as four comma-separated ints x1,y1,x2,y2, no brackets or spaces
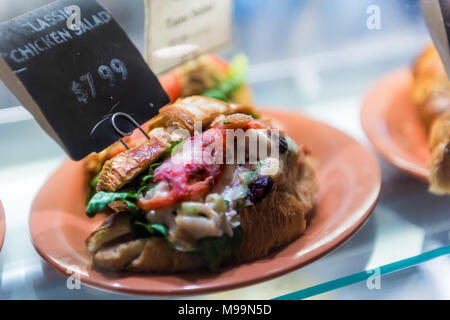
29,109,381,296
361,68,429,180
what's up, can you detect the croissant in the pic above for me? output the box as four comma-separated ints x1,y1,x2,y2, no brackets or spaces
85,97,317,273
412,44,450,194
428,111,450,194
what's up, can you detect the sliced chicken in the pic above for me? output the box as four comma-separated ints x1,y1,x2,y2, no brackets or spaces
96,135,171,192
148,96,258,133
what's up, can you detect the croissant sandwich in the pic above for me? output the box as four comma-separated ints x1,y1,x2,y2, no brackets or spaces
84,54,252,183
84,96,317,272
412,44,450,194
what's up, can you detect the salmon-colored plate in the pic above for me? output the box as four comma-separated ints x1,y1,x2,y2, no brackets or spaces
361,68,429,180
29,110,381,296
0,200,4,251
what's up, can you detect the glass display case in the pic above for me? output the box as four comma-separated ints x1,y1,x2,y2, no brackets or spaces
0,0,448,300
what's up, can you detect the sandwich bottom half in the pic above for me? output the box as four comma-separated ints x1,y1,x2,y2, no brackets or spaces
86,152,317,273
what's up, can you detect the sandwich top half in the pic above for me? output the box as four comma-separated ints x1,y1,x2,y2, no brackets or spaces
412,44,450,195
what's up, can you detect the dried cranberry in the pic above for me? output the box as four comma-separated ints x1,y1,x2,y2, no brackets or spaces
279,135,288,154
247,176,274,203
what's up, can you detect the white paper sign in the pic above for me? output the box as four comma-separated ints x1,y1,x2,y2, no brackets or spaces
145,0,232,74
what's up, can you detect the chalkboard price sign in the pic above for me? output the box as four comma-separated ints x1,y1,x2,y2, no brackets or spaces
0,0,169,160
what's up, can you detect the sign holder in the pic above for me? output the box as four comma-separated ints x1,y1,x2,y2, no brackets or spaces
110,112,151,150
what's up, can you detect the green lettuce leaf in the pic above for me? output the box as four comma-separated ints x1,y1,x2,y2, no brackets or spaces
133,221,168,237
197,226,242,271
85,172,100,203
141,161,162,182
86,191,139,217
202,54,248,102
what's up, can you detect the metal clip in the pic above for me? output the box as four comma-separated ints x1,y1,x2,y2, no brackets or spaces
110,112,150,150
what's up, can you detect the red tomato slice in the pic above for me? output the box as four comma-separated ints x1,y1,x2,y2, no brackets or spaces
159,69,183,103
246,120,270,130
207,54,230,73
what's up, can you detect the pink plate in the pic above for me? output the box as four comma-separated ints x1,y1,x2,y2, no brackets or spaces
361,68,429,180
29,109,381,296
